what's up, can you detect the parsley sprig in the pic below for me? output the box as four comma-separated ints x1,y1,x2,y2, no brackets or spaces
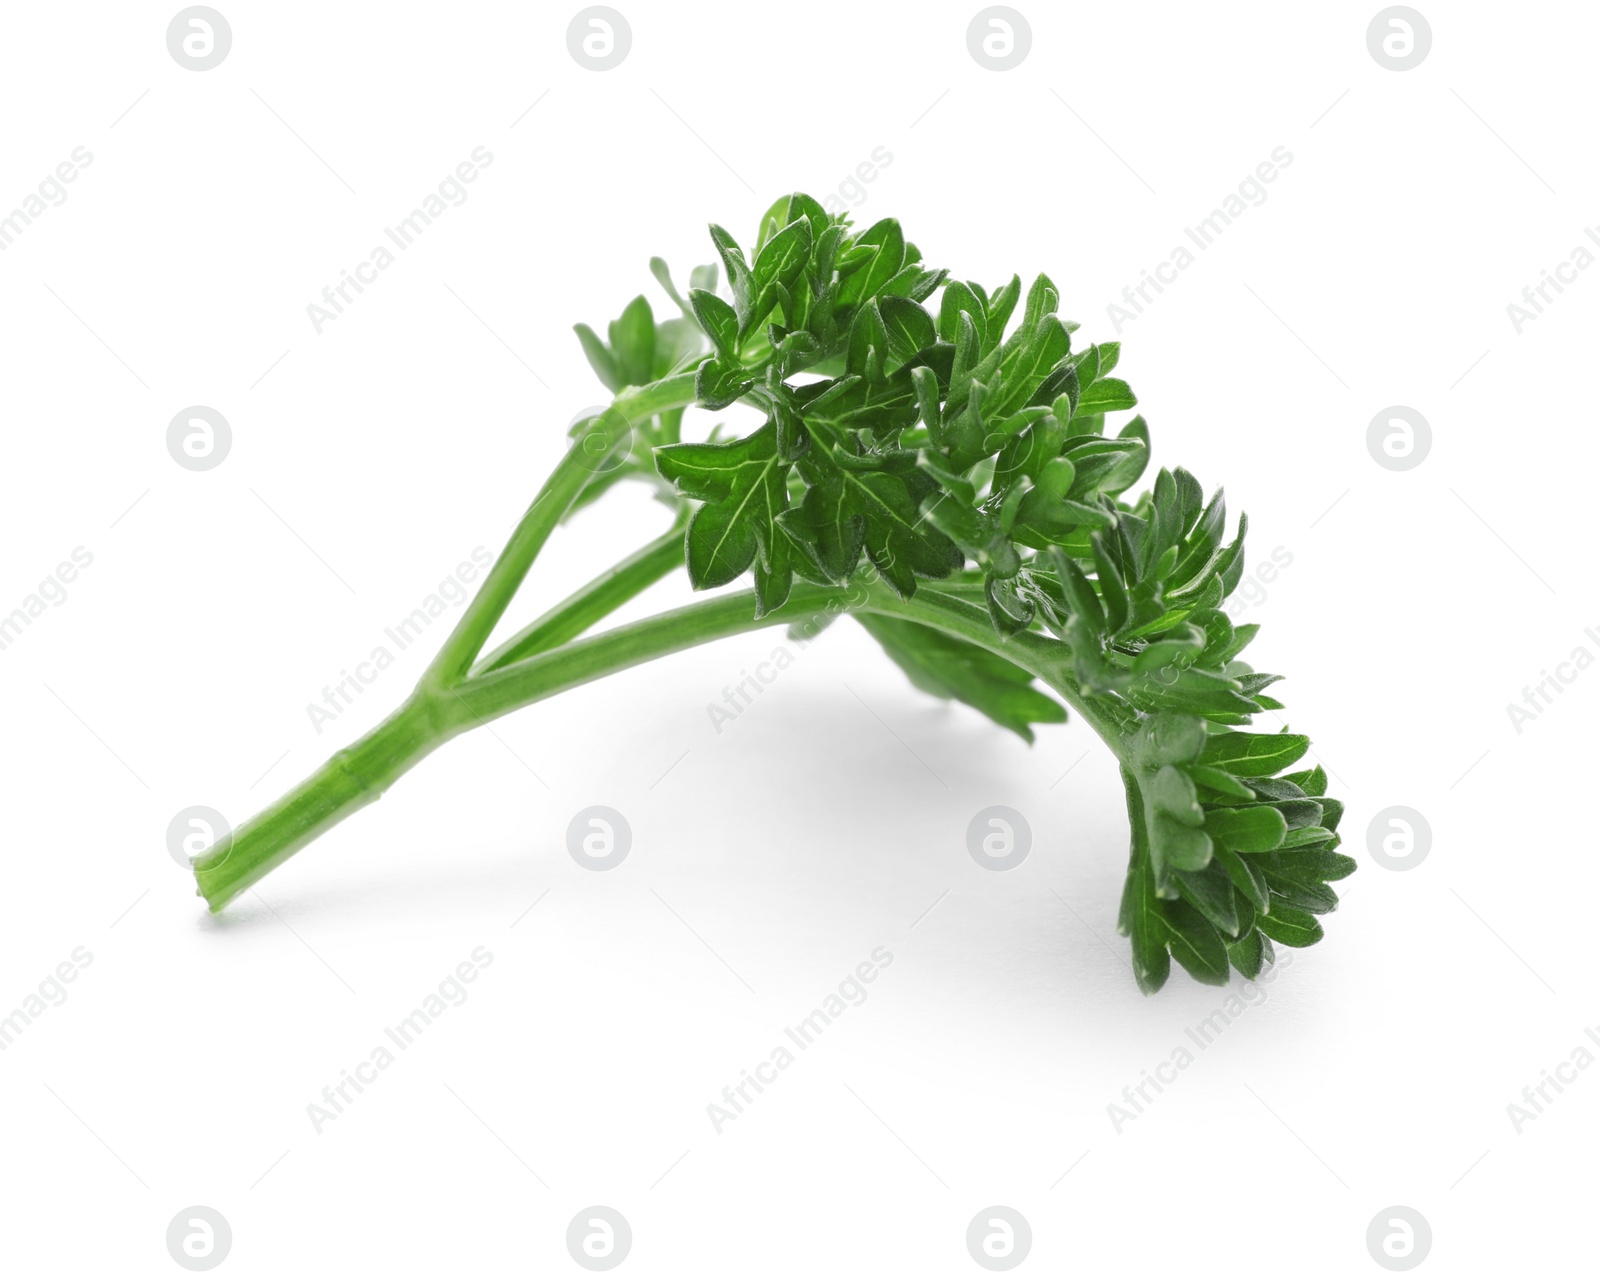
193,193,1348,994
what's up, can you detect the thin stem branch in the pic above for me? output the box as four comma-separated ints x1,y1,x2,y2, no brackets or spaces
471,516,686,676
421,375,699,688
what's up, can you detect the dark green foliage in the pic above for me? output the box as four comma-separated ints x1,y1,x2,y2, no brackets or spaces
577,193,1346,993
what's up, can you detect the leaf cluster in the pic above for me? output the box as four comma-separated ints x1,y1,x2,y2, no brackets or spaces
573,193,1348,992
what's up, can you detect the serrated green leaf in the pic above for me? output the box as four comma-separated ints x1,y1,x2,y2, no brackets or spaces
656,421,793,611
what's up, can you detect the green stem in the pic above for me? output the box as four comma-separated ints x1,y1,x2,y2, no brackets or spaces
193,556,1133,912
422,374,699,688
193,695,450,911
192,583,853,911
452,582,858,724
471,517,686,676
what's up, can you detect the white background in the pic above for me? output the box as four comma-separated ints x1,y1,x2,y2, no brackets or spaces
1,1,1595,1274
